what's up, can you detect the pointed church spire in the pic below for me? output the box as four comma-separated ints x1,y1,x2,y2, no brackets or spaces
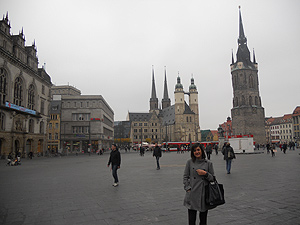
150,65,158,111
238,6,247,45
162,66,171,109
236,6,252,67
151,65,157,99
163,66,169,100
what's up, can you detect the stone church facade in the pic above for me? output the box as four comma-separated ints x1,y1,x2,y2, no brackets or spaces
128,67,201,144
230,8,266,144
0,14,52,158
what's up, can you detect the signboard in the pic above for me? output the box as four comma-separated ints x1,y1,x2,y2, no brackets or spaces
5,102,37,115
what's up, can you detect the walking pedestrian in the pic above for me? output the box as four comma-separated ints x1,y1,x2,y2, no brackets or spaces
282,143,287,154
270,144,276,157
153,142,162,170
222,142,236,174
214,144,218,155
183,143,215,225
107,144,121,187
205,144,212,160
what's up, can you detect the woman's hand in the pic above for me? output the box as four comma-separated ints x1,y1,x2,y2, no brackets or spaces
196,169,207,176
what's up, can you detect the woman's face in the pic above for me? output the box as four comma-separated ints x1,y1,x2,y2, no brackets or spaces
193,147,202,158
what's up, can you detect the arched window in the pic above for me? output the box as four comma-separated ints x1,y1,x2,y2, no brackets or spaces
14,77,23,106
0,112,5,130
28,84,35,110
29,119,34,133
249,75,254,88
40,121,44,134
0,68,7,105
255,96,258,105
249,96,253,106
242,95,245,105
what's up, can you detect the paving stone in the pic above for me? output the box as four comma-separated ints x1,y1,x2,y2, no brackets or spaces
0,149,299,224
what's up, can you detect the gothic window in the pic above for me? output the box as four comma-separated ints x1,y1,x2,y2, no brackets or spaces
249,75,254,88
186,117,188,122
0,68,7,105
249,96,253,106
0,112,5,130
242,95,245,105
42,85,45,94
29,119,34,133
41,100,45,114
234,75,237,88
255,96,258,106
40,121,44,134
28,84,35,110
14,77,23,106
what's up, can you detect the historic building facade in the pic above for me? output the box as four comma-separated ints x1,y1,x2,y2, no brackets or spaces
60,95,114,152
128,67,201,144
230,8,266,144
0,14,52,158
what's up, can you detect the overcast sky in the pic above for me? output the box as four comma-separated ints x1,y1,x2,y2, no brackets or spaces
2,0,300,129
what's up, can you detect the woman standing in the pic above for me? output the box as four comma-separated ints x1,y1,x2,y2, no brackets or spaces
183,143,215,225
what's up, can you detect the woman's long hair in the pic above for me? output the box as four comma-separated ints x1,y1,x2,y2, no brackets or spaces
191,143,206,162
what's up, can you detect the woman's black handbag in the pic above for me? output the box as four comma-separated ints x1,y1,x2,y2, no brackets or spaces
205,177,225,209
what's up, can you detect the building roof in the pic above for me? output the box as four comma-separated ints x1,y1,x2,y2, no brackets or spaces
128,112,151,121
183,101,195,114
161,105,175,125
293,106,300,116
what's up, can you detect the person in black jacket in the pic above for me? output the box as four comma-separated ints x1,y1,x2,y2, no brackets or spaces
221,142,236,174
107,144,121,187
153,142,162,170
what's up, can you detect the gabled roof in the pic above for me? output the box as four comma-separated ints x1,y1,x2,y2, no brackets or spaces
183,101,195,114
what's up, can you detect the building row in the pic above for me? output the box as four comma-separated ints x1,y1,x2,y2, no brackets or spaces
265,106,300,145
0,14,114,158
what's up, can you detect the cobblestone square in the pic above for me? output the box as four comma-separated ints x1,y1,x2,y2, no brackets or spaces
1,149,300,225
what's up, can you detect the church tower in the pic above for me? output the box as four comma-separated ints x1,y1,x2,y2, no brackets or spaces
189,77,200,141
174,75,185,141
162,66,171,109
230,7,266,144
149,66,158,111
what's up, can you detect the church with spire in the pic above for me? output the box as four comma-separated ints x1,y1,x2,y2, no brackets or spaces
127,66,201,144
230,7,266,144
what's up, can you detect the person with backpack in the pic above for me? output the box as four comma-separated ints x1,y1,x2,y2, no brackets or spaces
222,142,236,174
107,144,121,187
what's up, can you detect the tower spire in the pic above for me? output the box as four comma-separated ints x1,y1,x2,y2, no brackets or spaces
236,6,251,66
163,66,169,100
238,6,246,45
162,66,171,109
151,65,157,99
150,65,158,111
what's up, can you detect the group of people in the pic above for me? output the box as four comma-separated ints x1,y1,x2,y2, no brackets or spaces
107,141,236,225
